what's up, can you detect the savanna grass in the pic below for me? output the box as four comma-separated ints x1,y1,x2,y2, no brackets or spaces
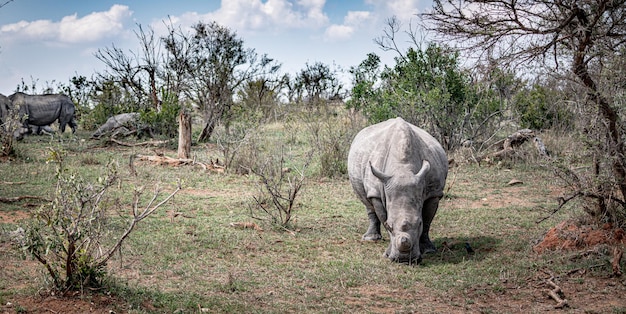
0,122,623,313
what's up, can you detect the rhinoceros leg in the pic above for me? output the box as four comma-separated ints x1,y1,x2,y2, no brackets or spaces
420,197,440,254
68,118,78,133
362,198,385,241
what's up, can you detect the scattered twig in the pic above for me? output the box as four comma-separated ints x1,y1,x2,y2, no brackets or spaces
168,210,195,222
109,138,169,147
229,221,264,232
0,195,50,203
612,247,623,277
1,181,26,185
545,277,568,309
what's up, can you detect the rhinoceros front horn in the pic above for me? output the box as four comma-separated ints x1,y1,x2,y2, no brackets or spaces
415,160,431,180
370,162,392,182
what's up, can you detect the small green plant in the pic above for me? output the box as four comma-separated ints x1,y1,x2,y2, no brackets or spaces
0,101,24,156
20,148,181,293
138,91,181,138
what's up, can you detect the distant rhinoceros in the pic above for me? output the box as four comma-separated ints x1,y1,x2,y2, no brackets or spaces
9,92,77,138
0,93,10,126
348,117,448,264
91,112,140,139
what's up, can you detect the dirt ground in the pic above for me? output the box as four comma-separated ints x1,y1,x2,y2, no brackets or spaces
1,183,626,313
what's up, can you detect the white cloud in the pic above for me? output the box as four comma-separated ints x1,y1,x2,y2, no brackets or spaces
324,11,371,41
0,5,133,44
324,24,354,41
158,0,329,35
366,0,421,22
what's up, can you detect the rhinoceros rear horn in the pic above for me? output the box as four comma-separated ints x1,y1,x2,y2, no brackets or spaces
415,160,431,180
370,161,392,182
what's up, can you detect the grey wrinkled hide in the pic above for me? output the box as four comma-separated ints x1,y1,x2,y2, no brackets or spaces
29,124,55,135
348,117,448,264
91,113,139,138
9,92,78,135
0,93,10,126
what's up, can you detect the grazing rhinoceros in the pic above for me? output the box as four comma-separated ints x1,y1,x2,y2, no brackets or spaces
9,92,78,138
348,117,448,264
28,124,55,135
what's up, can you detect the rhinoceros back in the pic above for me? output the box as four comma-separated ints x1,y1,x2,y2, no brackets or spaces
348,117,448,203
9,93,76,127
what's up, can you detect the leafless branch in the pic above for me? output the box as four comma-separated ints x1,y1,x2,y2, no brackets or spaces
96,180,182,267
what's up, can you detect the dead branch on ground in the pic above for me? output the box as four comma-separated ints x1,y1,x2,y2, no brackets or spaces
229,221,264,232
1,181,26,185
168,210,195,222
135,154,224,172
109,138,170,147
545,277,568,309
479,129,550,163
613,247,623,277
0,195,50,203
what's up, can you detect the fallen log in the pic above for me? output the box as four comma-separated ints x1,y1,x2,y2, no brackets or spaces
135,154,224,172
480,129,550,162
109,138,170,147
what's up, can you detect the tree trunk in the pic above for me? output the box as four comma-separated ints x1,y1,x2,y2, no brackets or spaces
197,119,215,142
573,54,626,206
177,111,192,159
572,5,626,206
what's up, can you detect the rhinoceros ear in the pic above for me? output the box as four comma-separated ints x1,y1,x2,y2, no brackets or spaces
415,160,431,181
370,161,392,182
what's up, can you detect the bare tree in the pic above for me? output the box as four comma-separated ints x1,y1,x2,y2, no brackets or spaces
287,62,343,108
422,1,626,219
95,24,162,109
162,21,281,142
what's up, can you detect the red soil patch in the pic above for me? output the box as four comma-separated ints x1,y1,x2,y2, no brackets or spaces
533,220,626,253
0,209,31,224
2,294,128,314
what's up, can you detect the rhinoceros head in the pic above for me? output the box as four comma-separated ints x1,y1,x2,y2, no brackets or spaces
371,160,431,264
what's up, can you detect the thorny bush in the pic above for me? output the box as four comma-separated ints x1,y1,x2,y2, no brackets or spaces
18,149,181,293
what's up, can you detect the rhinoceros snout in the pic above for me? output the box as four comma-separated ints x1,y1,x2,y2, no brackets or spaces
398,236,412,252
387,252,421,264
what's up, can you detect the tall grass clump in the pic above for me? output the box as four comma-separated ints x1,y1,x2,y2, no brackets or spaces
297,106,365,178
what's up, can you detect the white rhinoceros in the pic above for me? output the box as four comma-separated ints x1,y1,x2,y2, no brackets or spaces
9,92,78,139
348,117,448,264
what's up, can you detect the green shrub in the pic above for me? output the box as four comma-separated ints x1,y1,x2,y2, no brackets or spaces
513,84,573,130
139,98,181,138
19,149,181,293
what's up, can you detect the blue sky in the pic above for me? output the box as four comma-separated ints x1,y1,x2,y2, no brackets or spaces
0,0,432,95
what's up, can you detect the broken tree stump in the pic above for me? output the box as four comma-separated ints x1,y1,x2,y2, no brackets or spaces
177,110,192,159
